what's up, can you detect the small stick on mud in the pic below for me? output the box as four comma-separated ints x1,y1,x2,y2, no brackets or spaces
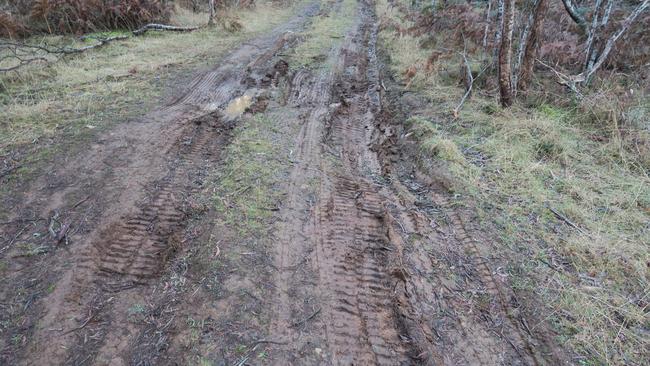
62,310,95,335
291,307,321,328
250,339,288,347
72,195,91,209
1,224,30,254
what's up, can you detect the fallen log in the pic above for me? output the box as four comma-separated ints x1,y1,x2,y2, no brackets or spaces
132,23,200,36
1,23,200,73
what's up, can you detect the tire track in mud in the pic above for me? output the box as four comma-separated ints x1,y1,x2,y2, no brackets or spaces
271,0,562,364
12,2,324,364
270,1,426,363
366,27,567,364
85,118,231,288
315,176,409,364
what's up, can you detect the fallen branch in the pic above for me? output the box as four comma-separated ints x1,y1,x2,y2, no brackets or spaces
1,23,199,73
133,23,199,36
291,307,321,328
547,206,590,237
62,310,95,335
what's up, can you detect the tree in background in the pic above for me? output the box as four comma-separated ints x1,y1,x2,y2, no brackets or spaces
498,0,514,107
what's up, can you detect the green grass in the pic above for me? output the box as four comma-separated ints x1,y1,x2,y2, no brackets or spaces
213,110,298,238
378,0,650,364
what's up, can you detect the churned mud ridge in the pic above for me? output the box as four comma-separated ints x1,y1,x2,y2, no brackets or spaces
0,2,323,364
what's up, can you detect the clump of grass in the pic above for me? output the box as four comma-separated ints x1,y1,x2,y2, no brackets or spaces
420,136,465,164
212,110,296,238
378,0,650,363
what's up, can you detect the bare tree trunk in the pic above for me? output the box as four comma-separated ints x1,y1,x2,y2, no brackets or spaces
512,0,539,92
585,0,613,70
580,0,649,82
498,0,515,107
584,0,604,68
208,0,216,26
519,0,548,91
560,0,587,32
482,0,492,50
493,0,504,60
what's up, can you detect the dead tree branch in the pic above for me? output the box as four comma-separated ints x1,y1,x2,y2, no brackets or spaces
482,0,493,50
1,23,199,73
560,0,587,32
536,58,583,97
453,53,489,118
132,23,199,36
579,0,649,82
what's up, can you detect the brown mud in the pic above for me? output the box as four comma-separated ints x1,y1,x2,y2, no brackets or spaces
0,0,568,365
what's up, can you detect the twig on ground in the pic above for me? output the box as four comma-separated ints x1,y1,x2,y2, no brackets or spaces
250,339,289,347
1,223,30,254
62,309,95,335
291,307,321,328
72,195,91,209
547,206,590,237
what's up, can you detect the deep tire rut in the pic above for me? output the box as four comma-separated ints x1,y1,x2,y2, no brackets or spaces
316,176,408,364
87,121,229,286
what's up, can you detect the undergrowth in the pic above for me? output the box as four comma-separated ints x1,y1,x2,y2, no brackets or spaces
378,0,650,364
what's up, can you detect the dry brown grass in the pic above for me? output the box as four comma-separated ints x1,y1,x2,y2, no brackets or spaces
379,0,650,364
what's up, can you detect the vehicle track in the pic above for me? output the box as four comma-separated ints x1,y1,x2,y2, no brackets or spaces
270,0,427,363
85,118,230,287
8,2,323,364
267,0,565,364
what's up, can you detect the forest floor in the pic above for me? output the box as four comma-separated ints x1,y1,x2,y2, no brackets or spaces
0,1,647,365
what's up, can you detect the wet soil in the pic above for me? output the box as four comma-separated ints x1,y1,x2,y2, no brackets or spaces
0,0,567,365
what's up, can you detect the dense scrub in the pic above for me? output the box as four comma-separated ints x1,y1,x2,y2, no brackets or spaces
0,0,173,37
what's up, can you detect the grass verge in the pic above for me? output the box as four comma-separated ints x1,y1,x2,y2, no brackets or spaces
378,0,650,364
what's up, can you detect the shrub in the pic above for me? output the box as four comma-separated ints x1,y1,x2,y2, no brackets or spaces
1,0,173,37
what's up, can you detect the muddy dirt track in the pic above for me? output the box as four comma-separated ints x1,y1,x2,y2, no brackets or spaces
1,0,567,365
